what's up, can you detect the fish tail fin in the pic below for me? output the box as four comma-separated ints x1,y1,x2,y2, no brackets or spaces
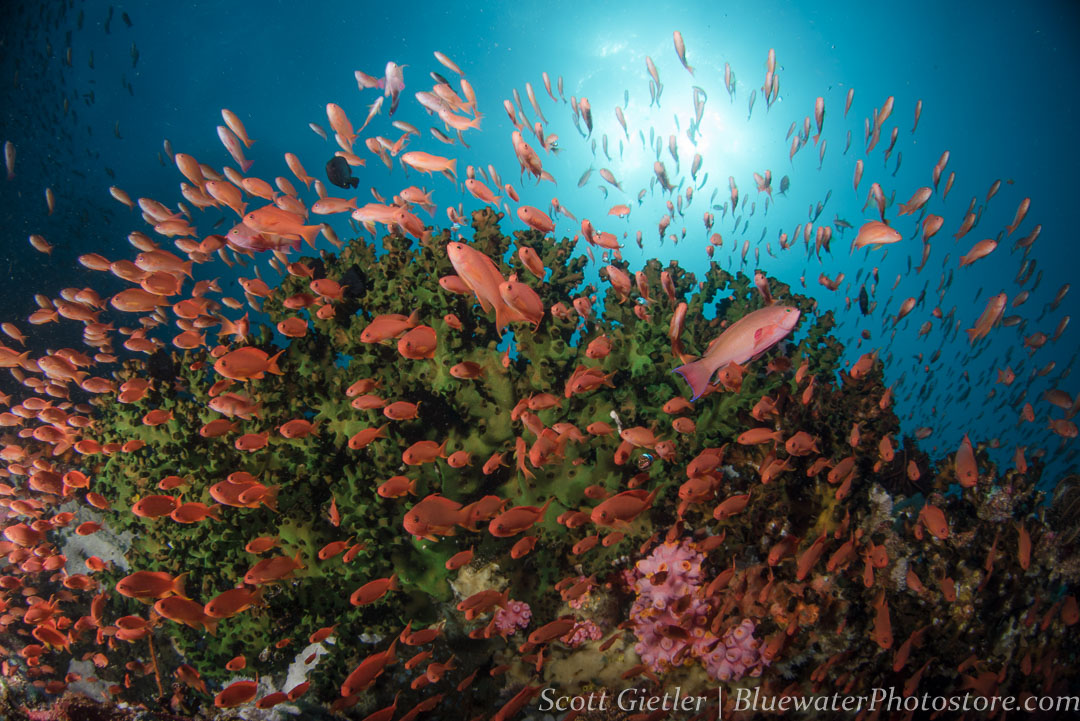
299,225,320,248
673,357,712,401
266,350,284,375
203,617,218,636
262,486,280,513
964,327,978,344
173,572,189,599
645,487,660,508
293,549,305,570
240,159,253,173
349,176,359,188
494,302,510,333
389,573,399,592
208,504,223,522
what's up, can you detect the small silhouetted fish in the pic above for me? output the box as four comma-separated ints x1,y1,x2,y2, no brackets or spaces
326,156,358,189
339,265,369,299
858,286,869,316
122,11,132,27
147,348,178,383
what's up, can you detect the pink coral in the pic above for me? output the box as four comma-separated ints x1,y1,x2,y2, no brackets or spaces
565,575,594,609
700,619,767,681
633,539,703,611
493,599,531,636
564,619,602,647
629,539,768,681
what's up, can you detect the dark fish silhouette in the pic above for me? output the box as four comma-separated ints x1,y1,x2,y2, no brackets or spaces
326,156,358,189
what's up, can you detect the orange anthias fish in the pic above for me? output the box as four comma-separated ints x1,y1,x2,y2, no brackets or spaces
398,325,437,359
341,639,398,697
350,574,399,606
674,305,801,400
919,503,950,539
872,589,893,649
154,596,218,634
204,587,263,619
243,205,322,247
591,489,659,528
361,311,420,343
402,439,448,465
965,292,1007,344
131,494,179,519
115,571,188,601
215,680,258,709
446,241,529,331
213,346,283,381
955,434,978,487
488,498,553,537
403,494,465,541
852,221,901,252
243,551,304,585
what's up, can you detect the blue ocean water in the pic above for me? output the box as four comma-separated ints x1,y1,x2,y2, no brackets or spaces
0,0,1076,482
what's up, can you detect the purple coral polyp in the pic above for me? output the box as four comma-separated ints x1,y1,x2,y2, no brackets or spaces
630,540,768,680
493,600,532,636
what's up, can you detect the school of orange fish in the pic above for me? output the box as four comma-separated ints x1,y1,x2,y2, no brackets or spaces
0,27,1077,721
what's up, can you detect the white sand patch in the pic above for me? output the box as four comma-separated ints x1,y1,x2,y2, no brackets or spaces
227,641,330,720
282,639,331,696
56,501,134,576
64,658,111,703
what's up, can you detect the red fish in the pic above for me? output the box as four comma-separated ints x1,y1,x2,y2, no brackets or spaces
215,680,258,708
489,498,553,537
350,574,398,606
591,489,658,527
340,639,398,697
115,571,187,601
403,494,465,541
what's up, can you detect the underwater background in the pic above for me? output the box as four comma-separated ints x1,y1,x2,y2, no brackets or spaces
0,0,1077,719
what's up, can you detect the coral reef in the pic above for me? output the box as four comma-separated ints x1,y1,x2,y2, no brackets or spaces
0,210,1076,721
